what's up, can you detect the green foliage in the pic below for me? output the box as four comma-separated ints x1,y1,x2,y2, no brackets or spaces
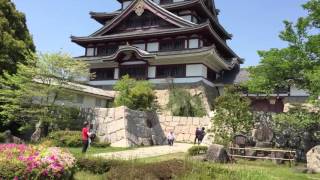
114,75,158,111
188,146,208,156
76,157,122,174
0,0,36,75
45,131,111,148
212,86,253,145
46,131,82,147
91,141,111,148
0,132,4,143
246,0,320,98
273,105,320,150
167,88,206,117
0,161,27,179
0,53,90,134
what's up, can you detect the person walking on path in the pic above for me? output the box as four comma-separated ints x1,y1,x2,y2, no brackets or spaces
197,127,206,145
167,131,175,146
194,128,201,145
82,121,91,153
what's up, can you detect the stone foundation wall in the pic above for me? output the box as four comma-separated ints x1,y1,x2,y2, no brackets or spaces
92,106,211,147
158,115,211,143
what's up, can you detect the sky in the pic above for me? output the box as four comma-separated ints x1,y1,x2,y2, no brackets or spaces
12,0,308,67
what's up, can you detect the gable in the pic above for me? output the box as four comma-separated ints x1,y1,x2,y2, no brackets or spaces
91,0,195,37
107,10,177,35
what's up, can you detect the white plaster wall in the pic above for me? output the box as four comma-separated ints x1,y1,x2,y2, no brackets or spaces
89,77,215,87
86,48,95,56
147,42,159,52
290,86,309,96
148,66,156,78
189,39,199,49
114,68,119,80
181,15,192,22
186,64,207,78
132,43,145,50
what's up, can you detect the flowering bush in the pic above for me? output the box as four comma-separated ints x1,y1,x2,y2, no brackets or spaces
0,144,76,179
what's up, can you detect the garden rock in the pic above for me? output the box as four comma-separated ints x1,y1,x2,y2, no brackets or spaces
205,144,230,163
4,130,24,144
31,122,42,142
307,145,320,173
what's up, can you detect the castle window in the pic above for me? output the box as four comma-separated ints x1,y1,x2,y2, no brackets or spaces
90,68,115,81
159,39,185,51
97,45,118,56
156,64,186,78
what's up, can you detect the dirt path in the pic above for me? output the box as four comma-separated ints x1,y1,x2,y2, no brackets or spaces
94,143,193,160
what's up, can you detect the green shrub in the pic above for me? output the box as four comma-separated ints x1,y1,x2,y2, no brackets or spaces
188,146,208,156
77,157,122,174
0,161,26,179
114,75,158,111
0,132,5,143
167,88,206,117
45,131,111,148
46,131,82,147
91,141,111,148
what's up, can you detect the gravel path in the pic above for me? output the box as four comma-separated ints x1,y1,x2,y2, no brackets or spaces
94,143,193,160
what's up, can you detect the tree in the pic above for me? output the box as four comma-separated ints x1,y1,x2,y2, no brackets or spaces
0,53,89,135
212,86,253,145
273,105,320,158
246,0,320,97
0,0,35,75
167,88,206,117
113,75,157,111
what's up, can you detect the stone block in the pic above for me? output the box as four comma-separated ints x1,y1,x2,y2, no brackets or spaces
193,118,200,125
173,116,180,122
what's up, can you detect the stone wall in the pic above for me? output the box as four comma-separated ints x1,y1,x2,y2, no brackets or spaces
91,106,211,147
158,115,211,143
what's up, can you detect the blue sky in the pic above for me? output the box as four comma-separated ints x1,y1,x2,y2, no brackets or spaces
12,0,308,67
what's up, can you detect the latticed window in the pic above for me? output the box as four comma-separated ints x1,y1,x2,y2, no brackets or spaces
90,68,115,81
159,39,185,51
120,65,147,80
97,45,118,56
156,65,186,78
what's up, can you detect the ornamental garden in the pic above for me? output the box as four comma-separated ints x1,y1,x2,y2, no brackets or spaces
0,0,320,179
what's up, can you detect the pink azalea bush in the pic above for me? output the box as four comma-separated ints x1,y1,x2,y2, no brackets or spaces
0,144,76,179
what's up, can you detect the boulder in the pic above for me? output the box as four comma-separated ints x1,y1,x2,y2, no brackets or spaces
4,130,24,144
205,144,230,163
307,145,320,173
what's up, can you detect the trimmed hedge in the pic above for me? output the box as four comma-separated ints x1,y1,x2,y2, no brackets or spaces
45,131,110,148
77,157,122,174
188,146,208,156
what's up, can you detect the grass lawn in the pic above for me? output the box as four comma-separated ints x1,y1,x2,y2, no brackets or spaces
74,152,320,180
67,146,131,157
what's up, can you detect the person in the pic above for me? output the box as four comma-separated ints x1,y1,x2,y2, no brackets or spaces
167,131,175,146
82,121,91,153
198,127,206,145
194,128,201,145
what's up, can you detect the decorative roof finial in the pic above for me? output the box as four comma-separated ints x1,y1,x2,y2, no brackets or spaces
134,0,145,16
